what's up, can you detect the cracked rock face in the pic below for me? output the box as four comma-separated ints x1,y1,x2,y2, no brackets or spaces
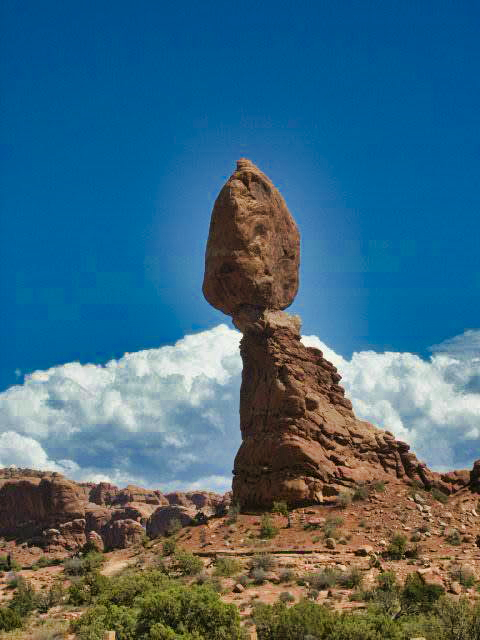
202,158,300,325
203,159,458,510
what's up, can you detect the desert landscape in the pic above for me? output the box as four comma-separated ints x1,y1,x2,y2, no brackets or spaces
1,160,480,639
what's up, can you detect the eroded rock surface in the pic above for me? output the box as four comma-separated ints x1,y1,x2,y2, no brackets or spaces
0,468,225,550
202,159,476,510
203,158,300,324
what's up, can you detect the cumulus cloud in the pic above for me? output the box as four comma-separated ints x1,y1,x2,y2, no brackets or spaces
0,325,479,491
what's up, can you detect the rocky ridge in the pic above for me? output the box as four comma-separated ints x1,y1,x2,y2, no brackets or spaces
0,468,228,551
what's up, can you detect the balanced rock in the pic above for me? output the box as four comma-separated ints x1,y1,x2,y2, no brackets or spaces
203,158,300,326
203,160,443,510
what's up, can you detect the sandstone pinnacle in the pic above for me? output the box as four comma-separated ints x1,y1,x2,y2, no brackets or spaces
203,160,461,510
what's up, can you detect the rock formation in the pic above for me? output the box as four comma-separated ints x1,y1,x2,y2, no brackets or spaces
0,468,226,550
203,159,472,510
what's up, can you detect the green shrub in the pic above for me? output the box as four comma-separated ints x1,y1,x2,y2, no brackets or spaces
353,485,370,501
339,567,363,589
400,572,444,614
450,565,476,588
64,550,103,577
431,487,449,503
279,569,295,583
376,571,398,592
259,514,278,539
252,568,267,584
446,528,462,546
135,584,244,639
36,580,65,613
161,538,177,556
0,554,20,571
173,549,203,576
373,481,385,492
251,553,276,571
271,501,289,517
0,606,22,631
253,599,404,639
386,532,408,560
337,491,352,508
279,591,295,603
214,556,242,577
308,567,340,590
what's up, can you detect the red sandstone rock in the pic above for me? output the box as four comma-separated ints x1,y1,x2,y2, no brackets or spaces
202,161,446,510
203,158,300,323
146,505,196,538
0,470,85,539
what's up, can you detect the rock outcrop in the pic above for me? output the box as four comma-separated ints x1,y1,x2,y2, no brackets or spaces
202,159,468,510
0,468,225,550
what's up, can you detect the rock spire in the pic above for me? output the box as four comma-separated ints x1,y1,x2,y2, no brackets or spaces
203,159,458,510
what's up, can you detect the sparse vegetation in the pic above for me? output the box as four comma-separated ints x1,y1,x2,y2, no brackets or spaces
214,556,242,577
251,553,276,572
386,532,408,560
173,549,203,575
271,501,289,517
337,490,352,508
445,528,462,546
259,513,278,539
450,565,476,588
431,487,449,503
161,537,177,556
353,484,370,501
373,481,385,492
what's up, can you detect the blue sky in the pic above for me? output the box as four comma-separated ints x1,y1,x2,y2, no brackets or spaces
1,2,479,489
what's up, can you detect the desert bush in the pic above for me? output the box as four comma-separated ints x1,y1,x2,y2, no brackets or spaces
135,584,244,639
0,606,22,631
279,591,295,603
8,576,36,618
373,481,385,492
271,501,289,517
36,580,65,612
385,532,408,560
279,568,296,583
251,553,276,571
400,571,444,614
161,537,177,556
173,549,203,576
431,487,449,503
64,550,103,576
445,528,462,546
339,566,363,589
196,572,223,592
0,554,20,571
259,514,278,539
308,567,340,590
253,599,404,639
252,568,267,584
337,491,352,508
323,515,344,540
450,565,476,588
214,556,242,577
353,485,370,501
377,571,398,592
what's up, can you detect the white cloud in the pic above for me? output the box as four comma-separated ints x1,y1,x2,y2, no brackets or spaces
0,325,479,491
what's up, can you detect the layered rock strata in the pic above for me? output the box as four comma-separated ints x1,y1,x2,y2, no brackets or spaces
0,469,226,550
